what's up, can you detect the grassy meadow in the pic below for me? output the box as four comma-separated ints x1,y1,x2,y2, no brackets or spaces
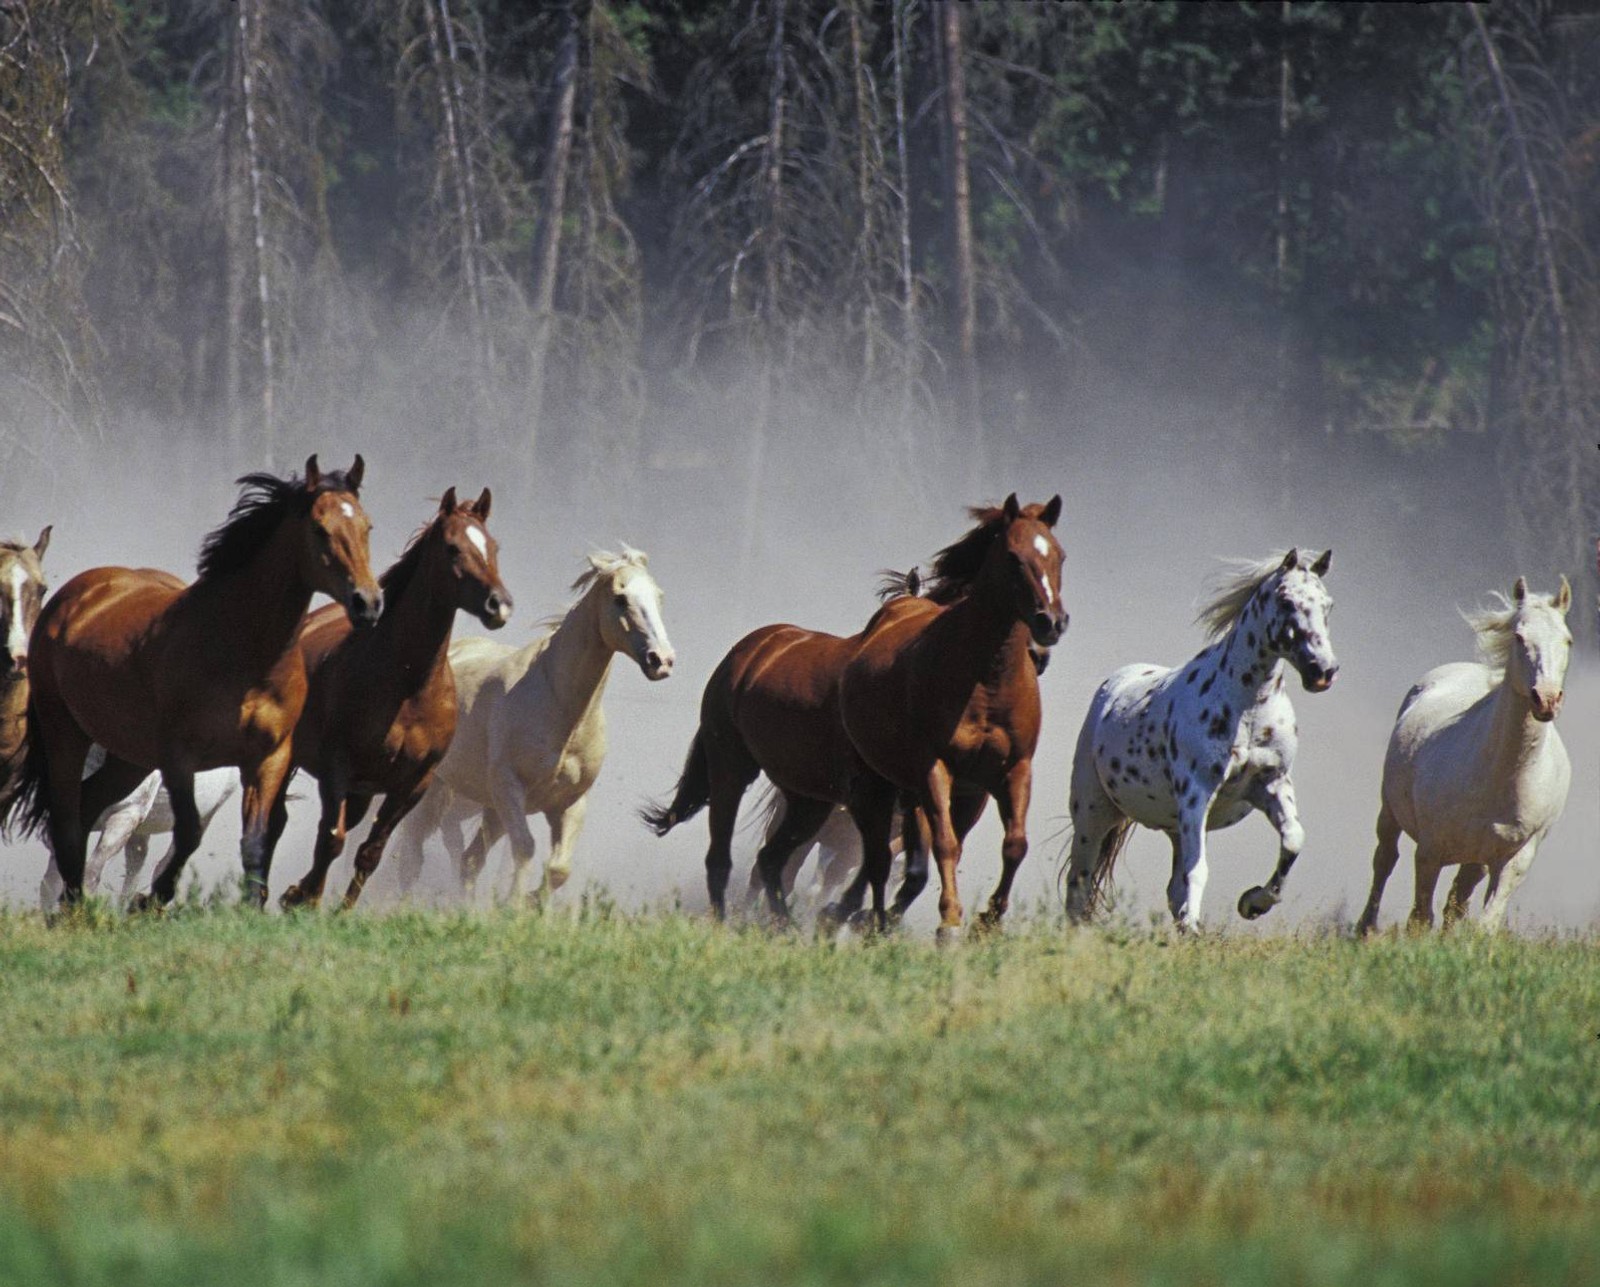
0,902,1597,1286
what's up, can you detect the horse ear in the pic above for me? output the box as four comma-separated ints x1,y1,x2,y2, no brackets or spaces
1002,493,1021,522
439,486,458,514
1280,548,1300,571
347,454,365,492
1311,548,1331,577
1040,494,1063,528
1512,576,1528,604
1555,575,1572,614
475,487,492,520
32,525,50,560
304,454,321,488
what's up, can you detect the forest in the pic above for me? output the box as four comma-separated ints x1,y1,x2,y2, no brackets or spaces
1,0,1597,621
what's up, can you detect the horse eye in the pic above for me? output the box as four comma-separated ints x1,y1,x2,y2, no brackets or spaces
613,594,628,609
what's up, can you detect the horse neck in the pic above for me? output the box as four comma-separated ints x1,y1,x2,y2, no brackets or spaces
934,563,1033,686
372,537,457,683
190,518,317,671
0,675,26,752
1481,671,1554,777
1205,598,1284,712
528,584,615,735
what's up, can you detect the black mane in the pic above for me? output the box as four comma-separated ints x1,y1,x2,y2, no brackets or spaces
196,467,360,582
378,514,442,603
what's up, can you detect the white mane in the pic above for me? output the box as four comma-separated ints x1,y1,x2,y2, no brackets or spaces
1194,554,1286,641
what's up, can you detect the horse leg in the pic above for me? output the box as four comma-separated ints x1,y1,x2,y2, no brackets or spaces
83,800,141,897
458,805,506,898
281,773,352,909
1238,775,1304,920
890,804,932,918
704,757,759,920
1064,777,1123,925
539,795,589,903
234,745,295,909
1167,805,1211,932
1407,849,1444,930
118,835,151,904
754,792,832,923
36,711,94,908
846,776,897,933
342,776,432,909
979,763,1033,930
1443,864,1487,928
1477,839,1539,933
389,779,444,896
486,771,541,903
917,762,965,939
1355,802,1402,935
141,765,200,909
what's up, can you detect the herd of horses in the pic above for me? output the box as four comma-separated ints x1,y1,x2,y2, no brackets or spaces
0,457,1577,935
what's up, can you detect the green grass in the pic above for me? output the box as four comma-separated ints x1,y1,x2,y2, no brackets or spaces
0,903,1597,1285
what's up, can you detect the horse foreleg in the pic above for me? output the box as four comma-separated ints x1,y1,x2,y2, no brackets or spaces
540,794,590,903
486,772,540,903
461,808,507,900
1407,849,1444,930
1238,775,1304,921
1168,807,1211,932
1443,863,1487,928
342,775,432,909
83,787,150,896
119,835,152,904
281,773,352,910
1356,802,1402,935
234,746,294,909
890,804,932,918
917,762,964,939
1478,838,1540,933
979,765,1032,930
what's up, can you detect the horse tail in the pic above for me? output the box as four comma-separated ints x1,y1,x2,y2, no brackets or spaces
0,699,49,843
639,728,711,837
1091,816,1137,912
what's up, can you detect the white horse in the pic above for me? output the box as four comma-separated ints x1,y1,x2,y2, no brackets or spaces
745,793,904,909
392,548,674,900
40,758,237,908
1357,577,1572,934
1064,549,1338,931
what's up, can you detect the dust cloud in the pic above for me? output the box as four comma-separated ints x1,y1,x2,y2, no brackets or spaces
1,379,1594,934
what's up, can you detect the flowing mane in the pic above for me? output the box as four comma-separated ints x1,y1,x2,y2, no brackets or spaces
1194,554,1287,640
1461,593,1519,675
892,502,1053,604
197,466,360,582
378,514,442,603
569,546,648,594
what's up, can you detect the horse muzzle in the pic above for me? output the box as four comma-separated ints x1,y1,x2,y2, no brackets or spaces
479,590,514,630
346,585,383,629
641,646,676,681
2,651,26,678
1030,610,1067,648
1531,688,1563,722
1300,661,1338,693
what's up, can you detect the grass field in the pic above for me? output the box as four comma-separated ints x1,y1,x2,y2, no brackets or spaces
0,902,1597,1286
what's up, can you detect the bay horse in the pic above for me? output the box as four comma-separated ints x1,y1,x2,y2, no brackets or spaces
393,548,672,902
1063,549,1337,932
0,527,51,814
2,456,380,909
832,494,1066,936
1357,577,1571,933
272,487,512,910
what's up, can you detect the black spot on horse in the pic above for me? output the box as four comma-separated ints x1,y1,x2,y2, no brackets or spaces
1110,757,1121,773
1199,676,1213,697
1185,669,1199,684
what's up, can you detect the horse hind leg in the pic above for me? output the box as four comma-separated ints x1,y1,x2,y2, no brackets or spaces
702,754,760,921
1355,801,1403,936
1442,863,1487,928
31,698,93,909
538,795,589,904
1063,775,1124,925
752,792,832,924
889,803,931,919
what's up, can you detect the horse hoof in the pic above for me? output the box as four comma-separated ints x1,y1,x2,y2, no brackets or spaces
972,909,1004,936
279,886,317,911
935,923,964,946
1236,886,1278,920
127,892,163,916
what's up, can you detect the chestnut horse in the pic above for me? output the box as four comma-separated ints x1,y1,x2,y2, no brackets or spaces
0,527,51,815
2,457,380,908
833,494,1066,935
273,487,512,910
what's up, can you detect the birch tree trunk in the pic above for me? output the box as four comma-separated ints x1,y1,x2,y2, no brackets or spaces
891,0,916,421
940,1,979,444
236,0,276,463
422,0,483,363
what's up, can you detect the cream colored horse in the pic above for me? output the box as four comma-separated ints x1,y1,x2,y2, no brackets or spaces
1358,576,1572,933
392,549,674,900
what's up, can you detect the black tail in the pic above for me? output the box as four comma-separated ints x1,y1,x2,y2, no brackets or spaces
639,729,711,836
0,697,49,843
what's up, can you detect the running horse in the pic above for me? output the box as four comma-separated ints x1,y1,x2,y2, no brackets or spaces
2,457,380,908
0,527,51,813
273,487,512,910
832,495,1066,936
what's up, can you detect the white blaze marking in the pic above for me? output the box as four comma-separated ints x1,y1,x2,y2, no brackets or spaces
5,565,28,656
1040,576,1053,605
1033,535,1050,557
465,525,488,559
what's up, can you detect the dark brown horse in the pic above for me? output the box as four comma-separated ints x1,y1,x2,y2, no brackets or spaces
0,527,51,815
834,494,1065,935
2,457,380,909
641,589,925,920
273,487,512,910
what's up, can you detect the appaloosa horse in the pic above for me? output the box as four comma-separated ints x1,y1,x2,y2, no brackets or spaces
274,487,512,909
2,457,380,908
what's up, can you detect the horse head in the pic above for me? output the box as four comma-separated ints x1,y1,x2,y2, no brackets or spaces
586,548,675,681
0,526,49,679
1265,548,1338,692
994,493,1067,648
435,487,513,630
1508,575,1572,722
301,454,382,629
